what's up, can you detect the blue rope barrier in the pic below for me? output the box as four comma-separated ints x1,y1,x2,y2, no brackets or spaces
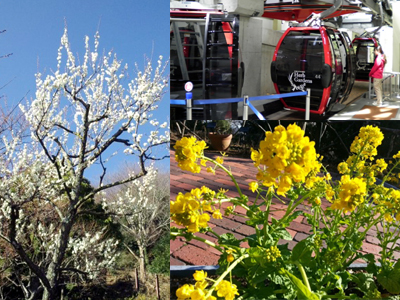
194,97,242,105
170,91,308,106
170,99,186,105
246,99,265,120
170,91,309,120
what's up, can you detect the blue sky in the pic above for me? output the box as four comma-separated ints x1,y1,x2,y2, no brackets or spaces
0,1,169,182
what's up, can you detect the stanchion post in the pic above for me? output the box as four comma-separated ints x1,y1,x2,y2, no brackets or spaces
186,91,193,120
390,75,393,99
243,95,249,120
305,88,310,121
369,77,372,100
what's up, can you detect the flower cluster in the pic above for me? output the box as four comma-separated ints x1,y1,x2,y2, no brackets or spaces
342,125,384,176
331,175,367,212
250,123,321,195
170,186,224,233
174,137,208,173
172,124,400,300
215,280,239,300
349,125,384,160
176,270,239,300
265,245,282,263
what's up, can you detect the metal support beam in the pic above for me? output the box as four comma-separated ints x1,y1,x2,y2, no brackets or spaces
360,0,392,26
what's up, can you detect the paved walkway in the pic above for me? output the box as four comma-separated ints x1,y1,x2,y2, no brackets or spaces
329,92,400,120
170,149,400,266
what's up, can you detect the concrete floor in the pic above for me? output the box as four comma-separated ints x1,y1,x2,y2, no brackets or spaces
329,91,400,120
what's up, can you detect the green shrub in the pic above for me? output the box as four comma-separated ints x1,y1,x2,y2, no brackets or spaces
147,233,169,274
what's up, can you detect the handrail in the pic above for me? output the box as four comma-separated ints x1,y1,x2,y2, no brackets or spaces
369,72,400,101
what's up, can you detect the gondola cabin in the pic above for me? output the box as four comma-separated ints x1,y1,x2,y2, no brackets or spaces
271,25,355,115
351,37,379,81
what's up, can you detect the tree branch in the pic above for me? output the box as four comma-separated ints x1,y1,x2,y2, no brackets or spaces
8,206,52,293
123,242,140,262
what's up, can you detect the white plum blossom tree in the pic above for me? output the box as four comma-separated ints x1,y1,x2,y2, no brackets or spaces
0,26,169,300
103,167,169,282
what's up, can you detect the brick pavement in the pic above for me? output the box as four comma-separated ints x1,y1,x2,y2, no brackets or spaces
170,149,400,266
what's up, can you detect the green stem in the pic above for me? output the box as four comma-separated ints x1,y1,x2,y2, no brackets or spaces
278,189,315,225
204,253,249,299
208,228,221,239
294,261,312,292
203,156,244,197
170,231,223,252
381,159,400,186
349,139,369,175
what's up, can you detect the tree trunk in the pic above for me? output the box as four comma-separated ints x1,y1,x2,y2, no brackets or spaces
42,208,76,300
138,243,146,282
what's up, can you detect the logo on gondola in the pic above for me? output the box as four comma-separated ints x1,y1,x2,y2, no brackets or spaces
288,71,312,91
356,61,366,71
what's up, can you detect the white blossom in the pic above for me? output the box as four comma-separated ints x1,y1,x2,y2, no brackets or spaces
0,26,170,296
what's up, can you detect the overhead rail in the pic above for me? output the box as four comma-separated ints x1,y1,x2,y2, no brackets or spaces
170,89,311,120
303,0,343,26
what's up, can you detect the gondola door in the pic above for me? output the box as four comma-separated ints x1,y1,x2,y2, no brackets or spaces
271,27,334,114
326,29,343,108
352,38,379,81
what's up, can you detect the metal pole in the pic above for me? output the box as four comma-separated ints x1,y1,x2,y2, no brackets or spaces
243,95,249,120
397,74,400,98
369,77,372,100
305,88,311,121
202,13,210,100
186,92,193,120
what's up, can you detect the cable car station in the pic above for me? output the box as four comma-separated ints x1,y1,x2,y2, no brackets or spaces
170,0,400,120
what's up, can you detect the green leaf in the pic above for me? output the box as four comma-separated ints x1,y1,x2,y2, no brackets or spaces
246,234,259,247
393,260,400,271
291,239,313,265
284,210,304,225
274,228,293,241
377,268,400,294
248,264,274,285
218,233,240,247
352,272,377,295
281,269,320,300
244,286,278,300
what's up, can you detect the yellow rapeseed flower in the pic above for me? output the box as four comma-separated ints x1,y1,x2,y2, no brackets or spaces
207,167,215,175
212,209,223,220
216,280,239,300
190,288,206,300
171,187,216,233
226,249,236,263
338,162,349,174
350,125,383,160
331,176,367,213
176,284,195,299
193,270,208,282
384,213,394,223
174,136,207,173
251,124,320,196
249,181,258,193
